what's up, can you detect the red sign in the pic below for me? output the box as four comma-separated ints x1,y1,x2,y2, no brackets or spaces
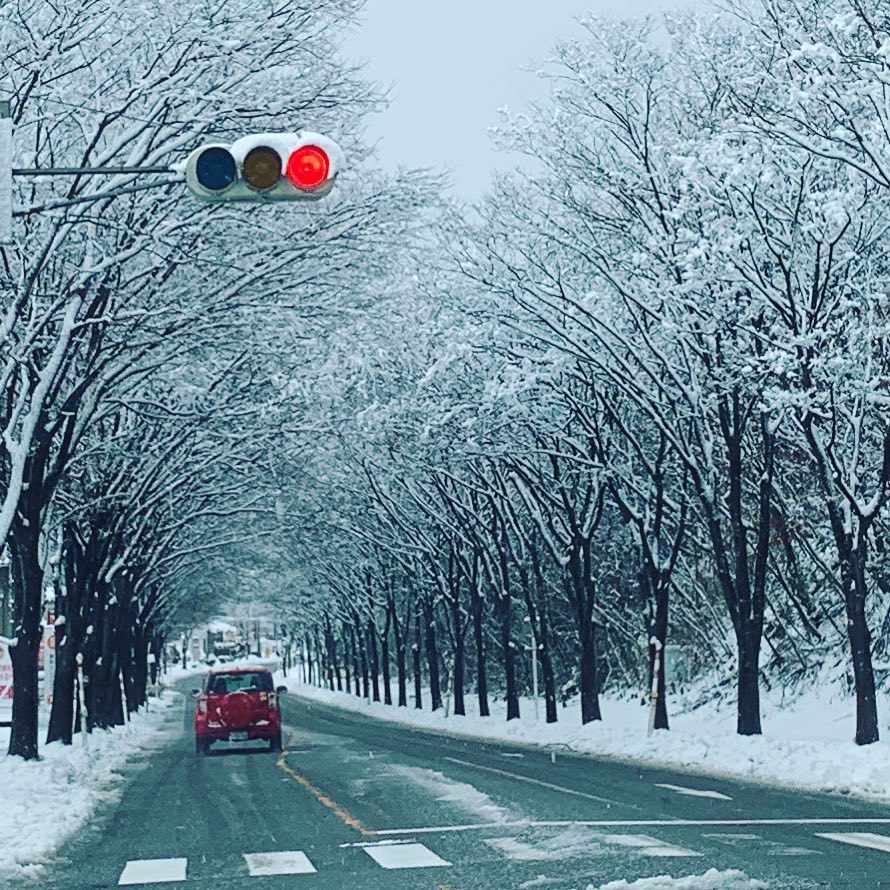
0,637,12,702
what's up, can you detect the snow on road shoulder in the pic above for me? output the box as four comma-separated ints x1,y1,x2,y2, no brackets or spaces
278,673,890,804
586,869,768,889
0,690,183,883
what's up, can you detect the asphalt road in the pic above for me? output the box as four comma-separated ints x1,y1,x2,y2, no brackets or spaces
25,678,890,890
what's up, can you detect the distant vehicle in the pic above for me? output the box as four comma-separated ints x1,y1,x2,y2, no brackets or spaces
211,641,244,662
193,666,285,755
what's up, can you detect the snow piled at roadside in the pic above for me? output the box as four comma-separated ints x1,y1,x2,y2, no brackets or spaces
586,869,768,889
0,690,182,883
278,674,890,803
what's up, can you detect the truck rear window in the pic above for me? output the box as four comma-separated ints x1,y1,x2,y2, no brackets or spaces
205,672,273,694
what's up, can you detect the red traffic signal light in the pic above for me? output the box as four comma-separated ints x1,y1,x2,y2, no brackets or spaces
286,145,330,191
184,133,341,202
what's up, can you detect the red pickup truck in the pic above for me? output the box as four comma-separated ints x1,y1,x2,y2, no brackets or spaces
194,666,284,755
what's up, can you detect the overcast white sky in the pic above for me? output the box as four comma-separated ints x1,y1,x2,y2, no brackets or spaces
345,0,687,198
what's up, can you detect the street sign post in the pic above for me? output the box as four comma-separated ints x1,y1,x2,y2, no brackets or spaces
0,101,12,245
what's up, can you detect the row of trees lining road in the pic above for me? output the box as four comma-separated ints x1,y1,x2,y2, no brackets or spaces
1,0,438,759
273,0,890,747
3,0,889,760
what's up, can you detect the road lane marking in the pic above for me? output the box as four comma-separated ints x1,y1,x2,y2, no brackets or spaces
655,783,732,801
244,851,317,876
363,842,451,869
702,833,817,857
276,750,376,837
816,832,890,853
118,858,187,885
601,834,702,857
374,817,890,836
443,756,628,808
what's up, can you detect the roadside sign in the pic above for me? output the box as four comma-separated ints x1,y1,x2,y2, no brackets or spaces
42,622,55,707
0,636,12,714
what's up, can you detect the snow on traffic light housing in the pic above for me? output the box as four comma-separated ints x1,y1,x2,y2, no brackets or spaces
184,132,341,202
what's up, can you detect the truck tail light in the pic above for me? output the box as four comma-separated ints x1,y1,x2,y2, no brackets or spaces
269,693,278,710
197,695,208,714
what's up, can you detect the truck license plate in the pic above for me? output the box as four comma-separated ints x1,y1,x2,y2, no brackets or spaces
230,731,248,741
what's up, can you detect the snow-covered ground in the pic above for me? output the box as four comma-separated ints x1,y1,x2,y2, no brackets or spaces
0,690,184,884
277,673,890,803
583,870,767,890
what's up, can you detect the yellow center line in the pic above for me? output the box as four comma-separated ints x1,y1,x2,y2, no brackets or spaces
276,735,376,838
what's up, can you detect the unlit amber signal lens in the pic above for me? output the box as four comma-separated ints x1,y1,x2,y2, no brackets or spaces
242,146,282,190
286,145,330,190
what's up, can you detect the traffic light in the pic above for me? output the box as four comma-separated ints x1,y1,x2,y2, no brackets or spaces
184,132,341,202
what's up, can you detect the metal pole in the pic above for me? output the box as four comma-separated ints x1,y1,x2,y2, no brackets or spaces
0,101,12,245
647,637,662,736
531,626,539,722
12,165,174,176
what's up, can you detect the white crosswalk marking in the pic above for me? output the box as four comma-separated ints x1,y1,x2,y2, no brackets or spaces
363,842,451,869
118,858,187,885
816,832,890,854
243,851,317,876
602,834,702,857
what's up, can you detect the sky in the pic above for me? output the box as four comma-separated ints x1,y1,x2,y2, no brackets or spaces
345,0,686,199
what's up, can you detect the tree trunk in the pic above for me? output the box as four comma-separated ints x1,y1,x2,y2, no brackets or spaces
381,624,392,706
358,622,369,699
342,628,352,694
471,585,489,717
578,541,602,724
498,593,519,721
392,605,407,707
736,619,762,735
367,620,380,702
578,616,602,724
847,541,879,744
452,630,465,717
525,548,557,723
646,571,670,731
7,506,43,759
412,613,422,709
423,598,442,711
536,601,558,724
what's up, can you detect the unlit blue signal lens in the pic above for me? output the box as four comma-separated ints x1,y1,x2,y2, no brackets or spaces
195,147,237,191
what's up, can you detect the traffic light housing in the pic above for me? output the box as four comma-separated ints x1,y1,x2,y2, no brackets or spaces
184,132,341,202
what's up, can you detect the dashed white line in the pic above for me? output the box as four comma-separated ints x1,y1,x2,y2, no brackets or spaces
816,832,890,854
443,756,626,808
602,834,702,857
655,783,732,801
118,858,187,885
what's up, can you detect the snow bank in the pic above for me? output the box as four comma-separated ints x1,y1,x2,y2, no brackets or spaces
586,869,768,889
277,674,890,803
0,690,183,883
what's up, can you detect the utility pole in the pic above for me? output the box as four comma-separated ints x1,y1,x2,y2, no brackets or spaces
0,101,12,245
